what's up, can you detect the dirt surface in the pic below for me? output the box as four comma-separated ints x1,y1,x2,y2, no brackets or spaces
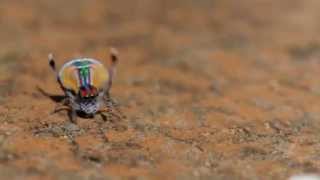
1,0,320,179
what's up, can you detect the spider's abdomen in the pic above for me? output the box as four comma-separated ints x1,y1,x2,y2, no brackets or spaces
58,58,109,93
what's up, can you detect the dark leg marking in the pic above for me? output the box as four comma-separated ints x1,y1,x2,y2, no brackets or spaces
48,53,56,71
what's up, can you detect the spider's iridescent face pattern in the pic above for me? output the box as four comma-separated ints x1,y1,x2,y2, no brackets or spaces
59,59,109,96
58,58,109,115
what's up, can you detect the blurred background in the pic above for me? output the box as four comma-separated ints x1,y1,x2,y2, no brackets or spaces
1,0,320,179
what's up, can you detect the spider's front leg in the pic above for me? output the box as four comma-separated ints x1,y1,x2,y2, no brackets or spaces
105,95,126,119
48,53,65,91
97,48,125,122
51,97,70,114
68,109,77,124
59,91,79,124
51,98,77,124
98,96,125,122
98,107,120,122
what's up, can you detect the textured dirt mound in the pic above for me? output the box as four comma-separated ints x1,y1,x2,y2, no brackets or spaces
1,0,320,179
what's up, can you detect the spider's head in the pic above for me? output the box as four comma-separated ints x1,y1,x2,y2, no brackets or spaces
77,86,100,115
65,85,102,116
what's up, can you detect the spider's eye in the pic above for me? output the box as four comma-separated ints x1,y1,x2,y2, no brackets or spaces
90,87,98,96
79,86,98,98
80,89,87,97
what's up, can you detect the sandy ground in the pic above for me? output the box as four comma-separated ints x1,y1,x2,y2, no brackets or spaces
1,0,320,179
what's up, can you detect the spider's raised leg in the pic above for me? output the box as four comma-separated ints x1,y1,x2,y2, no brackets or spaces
105,48,119,93
48,53,65,91
97,48,124,121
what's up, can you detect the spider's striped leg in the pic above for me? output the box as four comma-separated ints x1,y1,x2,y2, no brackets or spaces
105,96,126,119
68,109,77,124
99,108,122,121
51,98,70,114
98,108,122,124
51,98,77,124
98,99,124,123
98,110,115,123
52,105,70,114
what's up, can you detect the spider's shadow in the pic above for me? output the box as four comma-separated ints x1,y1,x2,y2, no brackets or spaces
37,86,65,103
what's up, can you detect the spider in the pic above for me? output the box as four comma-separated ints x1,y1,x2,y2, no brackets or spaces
48,48,123,123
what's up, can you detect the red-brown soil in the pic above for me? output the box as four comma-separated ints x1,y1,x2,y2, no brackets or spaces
1,0,320,179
